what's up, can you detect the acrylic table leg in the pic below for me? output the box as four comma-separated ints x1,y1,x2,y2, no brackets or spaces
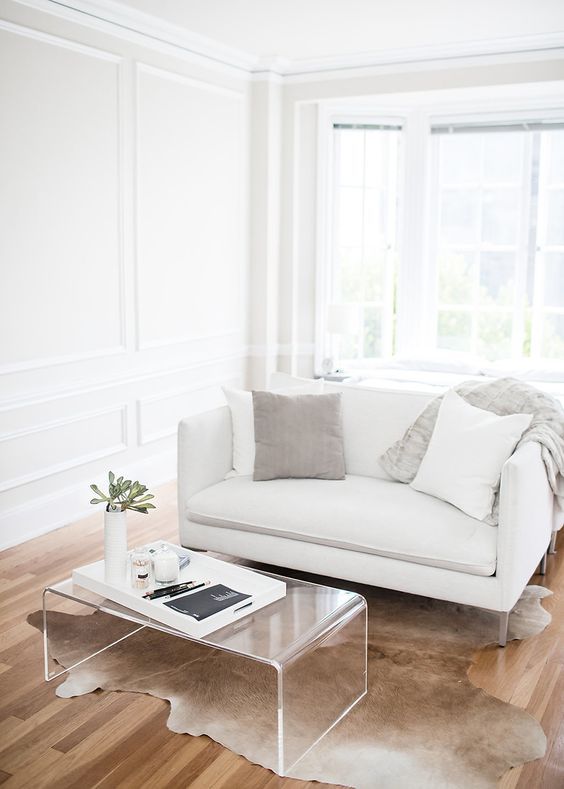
42,587,146,682
276,602,367,776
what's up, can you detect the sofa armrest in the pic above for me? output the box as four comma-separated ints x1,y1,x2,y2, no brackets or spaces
177,406,233,514
497,441,553,611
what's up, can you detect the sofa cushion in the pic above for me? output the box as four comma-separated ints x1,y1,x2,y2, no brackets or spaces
186,475,497,576
270,373,433,479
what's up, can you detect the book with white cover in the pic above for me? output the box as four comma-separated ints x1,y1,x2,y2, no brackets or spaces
72,542,286,638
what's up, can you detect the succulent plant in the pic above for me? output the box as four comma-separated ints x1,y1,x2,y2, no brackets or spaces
89,471,156,514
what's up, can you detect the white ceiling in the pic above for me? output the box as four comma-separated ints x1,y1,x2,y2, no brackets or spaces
115,0,564,63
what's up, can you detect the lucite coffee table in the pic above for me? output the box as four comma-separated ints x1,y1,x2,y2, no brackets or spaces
43,568,367,776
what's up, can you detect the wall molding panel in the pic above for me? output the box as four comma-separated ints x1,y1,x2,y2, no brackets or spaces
0,16,128,374
136,329,242,353
136,376,238,445
0,445,176,550
0,1,250,548
0,348,248,413
134,61,245,351
0,405,128,493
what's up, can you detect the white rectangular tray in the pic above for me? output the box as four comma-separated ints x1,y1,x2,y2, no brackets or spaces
72,542,286,638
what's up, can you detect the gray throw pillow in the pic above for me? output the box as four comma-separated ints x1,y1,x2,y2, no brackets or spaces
252,391,346,481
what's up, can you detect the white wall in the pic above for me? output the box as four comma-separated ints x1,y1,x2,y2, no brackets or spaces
0,1,249,548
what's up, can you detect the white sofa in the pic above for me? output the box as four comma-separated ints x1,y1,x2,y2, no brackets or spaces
178,375,555,645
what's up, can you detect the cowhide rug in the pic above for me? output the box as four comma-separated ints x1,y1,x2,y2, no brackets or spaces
29,583,551,789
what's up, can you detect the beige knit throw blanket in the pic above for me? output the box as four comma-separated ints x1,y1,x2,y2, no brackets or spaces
381,377,564,525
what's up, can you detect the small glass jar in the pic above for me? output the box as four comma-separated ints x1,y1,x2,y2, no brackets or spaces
152,544,179,585
130,548,151,590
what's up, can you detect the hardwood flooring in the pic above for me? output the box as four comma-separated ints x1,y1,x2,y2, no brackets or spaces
0,480,562,788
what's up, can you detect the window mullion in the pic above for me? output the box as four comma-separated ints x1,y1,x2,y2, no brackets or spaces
383,134,397,356
471,136,485,356
531,133,549,358
513,133,535,358
395,109,430,355
362,130,369,360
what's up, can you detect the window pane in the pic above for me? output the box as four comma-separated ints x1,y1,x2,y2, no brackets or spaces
336,248,362,302
364,131,395,188
546,190,564,246
477,312,512,359
437,310,472,352
481,189,520,245
439,135,481,184
440,190,479,244
438,251,475,305
340,332,360,360
483,133,523,184
420,123,564,366
479,252,515,306
363,307,382,357
544,254,564,308
337,188,363,246
330,125,401,363
542,313,564,358
547,131,564,185
338,129,364,187
363,248,387,302
363,188,388,248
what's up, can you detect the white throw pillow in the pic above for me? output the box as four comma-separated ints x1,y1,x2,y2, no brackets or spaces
222,379,323,476
410,389,532,521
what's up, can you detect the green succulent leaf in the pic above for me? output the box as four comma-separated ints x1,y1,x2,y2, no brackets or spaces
90,472,156,514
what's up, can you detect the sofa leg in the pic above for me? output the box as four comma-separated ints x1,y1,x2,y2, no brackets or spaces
539,550,548,576
549,532,557,555
499,612,509,647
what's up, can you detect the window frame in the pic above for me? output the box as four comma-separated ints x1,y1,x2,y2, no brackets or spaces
315,87,564,375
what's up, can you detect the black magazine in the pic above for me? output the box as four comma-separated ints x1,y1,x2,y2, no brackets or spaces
163,584,251,620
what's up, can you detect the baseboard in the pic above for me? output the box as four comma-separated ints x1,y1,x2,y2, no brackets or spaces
0,448,177,551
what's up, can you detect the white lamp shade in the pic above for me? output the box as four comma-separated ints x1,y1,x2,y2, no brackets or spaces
327,303,360,335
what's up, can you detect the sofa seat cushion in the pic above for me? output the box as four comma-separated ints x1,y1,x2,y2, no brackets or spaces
186,475,497,577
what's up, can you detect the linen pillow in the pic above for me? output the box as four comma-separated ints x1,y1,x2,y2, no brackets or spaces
222,380,323,476
252,391,346,481
410,389,532,521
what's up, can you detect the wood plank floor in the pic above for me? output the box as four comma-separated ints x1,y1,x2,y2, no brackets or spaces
0,480,562,788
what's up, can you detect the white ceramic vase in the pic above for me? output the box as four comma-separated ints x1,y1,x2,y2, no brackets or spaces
104,508,128,585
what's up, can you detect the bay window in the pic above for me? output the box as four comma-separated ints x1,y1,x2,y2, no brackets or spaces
320,102,564,373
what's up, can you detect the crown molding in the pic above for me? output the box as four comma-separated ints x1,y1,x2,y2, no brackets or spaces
13,0,256,74
256,31,564,79
10,0,564,82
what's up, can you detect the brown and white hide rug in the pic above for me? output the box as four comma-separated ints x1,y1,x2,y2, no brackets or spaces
29,584,551,789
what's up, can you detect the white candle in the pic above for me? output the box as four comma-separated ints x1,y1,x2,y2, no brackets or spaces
153,546,179,584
